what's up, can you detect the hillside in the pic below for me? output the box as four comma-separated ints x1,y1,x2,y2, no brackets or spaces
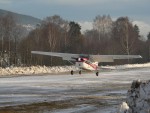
0,9,41,25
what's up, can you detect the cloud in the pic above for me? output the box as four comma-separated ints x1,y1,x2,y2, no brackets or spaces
0,0,12,4
39,0,145,6
53,0,100,5
35,0,100,6
133,21,150,40
78,21,93,33
79,20,150,40
0,0,148,6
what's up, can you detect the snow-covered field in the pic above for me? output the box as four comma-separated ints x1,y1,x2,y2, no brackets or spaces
0,66,78,76
0,62,150,76
0,63,150,113
102,62,150,70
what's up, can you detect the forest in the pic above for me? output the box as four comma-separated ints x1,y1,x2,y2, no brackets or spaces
0,14,150,67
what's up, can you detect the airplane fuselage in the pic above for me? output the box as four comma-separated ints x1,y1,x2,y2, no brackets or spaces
75,58,98,71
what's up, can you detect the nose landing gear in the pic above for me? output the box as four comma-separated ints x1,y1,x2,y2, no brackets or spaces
96,72,99,76
79,70,81,75
71,70,74,75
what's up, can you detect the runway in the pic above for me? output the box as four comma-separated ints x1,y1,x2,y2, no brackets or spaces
0,67,150,113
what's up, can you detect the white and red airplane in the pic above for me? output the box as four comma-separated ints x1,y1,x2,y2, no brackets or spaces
31,51,142,76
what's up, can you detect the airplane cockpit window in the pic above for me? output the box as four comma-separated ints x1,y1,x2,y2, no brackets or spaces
85,60,91,64
78,58,81,61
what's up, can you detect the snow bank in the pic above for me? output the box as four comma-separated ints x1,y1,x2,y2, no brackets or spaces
102,62,150,70
0,62,150,76
0,66,78,76
118,102,129,113
126,80,150,113
117,80,150,113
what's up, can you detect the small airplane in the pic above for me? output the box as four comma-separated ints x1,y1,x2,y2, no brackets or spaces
31,51,142,76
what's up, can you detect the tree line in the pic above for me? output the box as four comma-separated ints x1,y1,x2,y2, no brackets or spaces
0,14,150,67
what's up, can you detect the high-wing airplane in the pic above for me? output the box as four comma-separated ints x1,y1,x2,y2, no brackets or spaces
31,51,142,76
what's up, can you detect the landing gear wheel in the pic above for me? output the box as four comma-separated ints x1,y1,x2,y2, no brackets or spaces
96,72,99,76
79,70,81,75
71,70,74,75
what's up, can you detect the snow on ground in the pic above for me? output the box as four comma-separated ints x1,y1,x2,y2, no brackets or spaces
0,62,150,76
0,66,78,76
117,102,129,113
117,79,150,113
126,80,150,113
0,62,150,112
101,62,150,70
0,65,150,113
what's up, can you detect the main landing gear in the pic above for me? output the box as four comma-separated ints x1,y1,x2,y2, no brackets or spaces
71,70,99,76
96,72,99,76
70,70,82,75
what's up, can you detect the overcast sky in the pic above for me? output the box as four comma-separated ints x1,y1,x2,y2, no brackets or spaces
0,0,150,38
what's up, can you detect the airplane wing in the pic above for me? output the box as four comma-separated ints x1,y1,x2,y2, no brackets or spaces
31,51,142,62
31,51,80,61
90,55,142,62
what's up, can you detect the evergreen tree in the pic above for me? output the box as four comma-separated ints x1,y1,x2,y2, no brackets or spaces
67,21,82,53
134,24,140,37
147,32,150,40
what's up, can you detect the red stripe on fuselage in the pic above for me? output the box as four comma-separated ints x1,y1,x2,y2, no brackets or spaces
84,61,98,70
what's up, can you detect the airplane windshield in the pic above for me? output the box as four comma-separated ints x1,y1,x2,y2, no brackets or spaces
85,60,91,64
